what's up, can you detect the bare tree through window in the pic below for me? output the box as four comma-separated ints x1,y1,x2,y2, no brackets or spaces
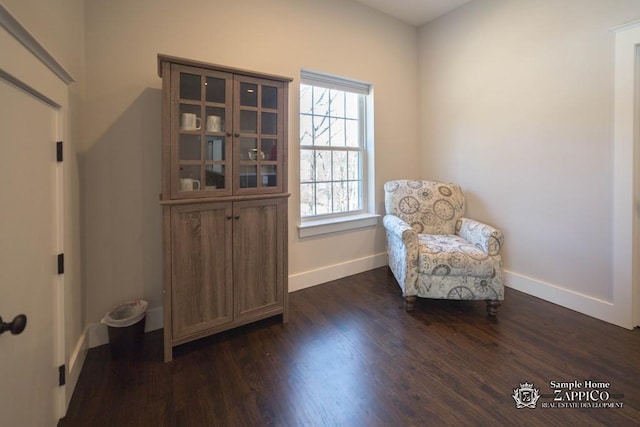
300,83,364,218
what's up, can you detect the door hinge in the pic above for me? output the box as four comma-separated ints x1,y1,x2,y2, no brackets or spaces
56,141,63,162
57,253,64,275
58,364,66,386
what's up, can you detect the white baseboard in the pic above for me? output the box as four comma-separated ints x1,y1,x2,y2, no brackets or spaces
504,270,630,329
64,327,88,411
288,252,388,292
87,305,164,348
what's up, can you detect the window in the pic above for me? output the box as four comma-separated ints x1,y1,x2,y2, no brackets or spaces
299,70,374,235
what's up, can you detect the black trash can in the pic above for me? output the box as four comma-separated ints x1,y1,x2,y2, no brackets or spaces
101,300,148,359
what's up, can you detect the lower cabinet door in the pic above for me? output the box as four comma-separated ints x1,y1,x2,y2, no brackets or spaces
171,202,233,338
233,198,285,320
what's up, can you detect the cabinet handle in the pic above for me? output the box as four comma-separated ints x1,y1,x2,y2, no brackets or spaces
234,215,240,220
226,215,232,220
226,132,232,137
234,133,240,138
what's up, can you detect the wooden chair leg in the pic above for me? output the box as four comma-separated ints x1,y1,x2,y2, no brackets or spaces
405,295,417,312
486,299,501,316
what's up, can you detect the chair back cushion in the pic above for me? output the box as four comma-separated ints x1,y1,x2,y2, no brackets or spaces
384,180,465,235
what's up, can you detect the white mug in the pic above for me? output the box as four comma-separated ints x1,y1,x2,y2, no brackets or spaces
206,115,222,132
179,178,201,191
180,113,201,131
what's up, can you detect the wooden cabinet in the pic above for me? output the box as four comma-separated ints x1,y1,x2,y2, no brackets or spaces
158,55,291,361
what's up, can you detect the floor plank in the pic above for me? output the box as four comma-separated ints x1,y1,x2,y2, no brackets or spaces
60,267,640,426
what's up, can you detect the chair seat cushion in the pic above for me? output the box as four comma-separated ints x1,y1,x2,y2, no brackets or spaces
417,234,495,278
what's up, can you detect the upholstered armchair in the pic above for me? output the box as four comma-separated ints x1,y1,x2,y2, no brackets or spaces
383,180,504,315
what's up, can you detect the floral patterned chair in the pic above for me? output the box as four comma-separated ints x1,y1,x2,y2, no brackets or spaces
383,180,504,315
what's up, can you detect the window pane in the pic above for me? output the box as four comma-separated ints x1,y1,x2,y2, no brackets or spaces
345,92,358,119
180,73,201,101
180,135,201,161
315,150,331,182
313,116,330,146
300,114,313,146
261,165,277,187
348,180,361,211
240,110,257,133
205,137,224,161
333,181,347,213
330,118,345,147
239,165,257,188
205,165,224,189
313,87,330,116
333,151,347,181
300,149,314,183
205,77,225,103
262,86,278,109
300,183,315,217
240,83,258,107
330,90,345,117
261,112,277,135
300,85,313,115
261,139,277,160
345,119,359,147
315,182,331,215
347,151,360,180
239,138,257,161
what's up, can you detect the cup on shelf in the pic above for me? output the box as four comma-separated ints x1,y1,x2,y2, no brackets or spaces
206,115,222,132
179,178,201,191
180,113,201,131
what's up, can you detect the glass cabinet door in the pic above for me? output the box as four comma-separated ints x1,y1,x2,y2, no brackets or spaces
234,77,284,193
172,65,232,197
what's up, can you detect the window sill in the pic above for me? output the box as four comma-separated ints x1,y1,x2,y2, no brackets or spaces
298,213,380,238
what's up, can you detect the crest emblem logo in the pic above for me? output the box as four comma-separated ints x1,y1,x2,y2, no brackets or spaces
512,382,540,409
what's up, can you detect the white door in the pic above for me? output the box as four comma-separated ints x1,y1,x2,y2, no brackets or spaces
0,76,61,425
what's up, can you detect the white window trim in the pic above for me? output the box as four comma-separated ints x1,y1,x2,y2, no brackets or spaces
297,69,375,238
298,213,380,238
300,69,370,95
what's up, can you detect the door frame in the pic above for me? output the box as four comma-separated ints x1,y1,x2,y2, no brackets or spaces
612,18,640,329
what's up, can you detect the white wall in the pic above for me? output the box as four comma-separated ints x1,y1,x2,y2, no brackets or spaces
83,0,420,327
1,0,85,411
418,0,640,321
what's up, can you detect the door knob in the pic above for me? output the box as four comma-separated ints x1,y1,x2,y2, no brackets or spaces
0,314,27,335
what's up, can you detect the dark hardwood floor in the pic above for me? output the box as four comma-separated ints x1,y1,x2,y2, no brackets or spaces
60,267,640,426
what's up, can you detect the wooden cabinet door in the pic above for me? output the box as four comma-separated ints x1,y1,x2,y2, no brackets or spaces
233,75,286,195
171,202,233,339
233,198,285,320
170,64,234,199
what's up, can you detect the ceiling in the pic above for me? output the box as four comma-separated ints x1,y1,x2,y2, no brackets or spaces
353,0,473,27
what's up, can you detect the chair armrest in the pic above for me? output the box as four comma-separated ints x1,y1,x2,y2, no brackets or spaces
456,217,504,256
383,215,419,295
383,215,418,246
